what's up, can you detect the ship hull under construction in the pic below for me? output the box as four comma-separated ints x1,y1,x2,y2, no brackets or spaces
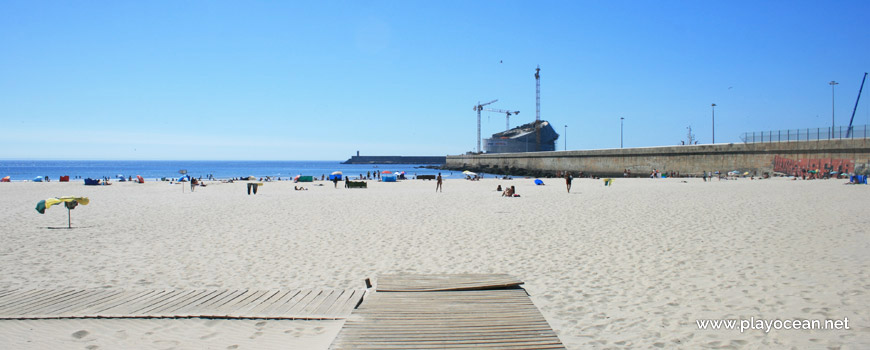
483,120,559,153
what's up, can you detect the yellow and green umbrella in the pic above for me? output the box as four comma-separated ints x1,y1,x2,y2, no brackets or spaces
35,196,90,228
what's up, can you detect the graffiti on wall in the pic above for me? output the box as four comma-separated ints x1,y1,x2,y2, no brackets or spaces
773,155,855,175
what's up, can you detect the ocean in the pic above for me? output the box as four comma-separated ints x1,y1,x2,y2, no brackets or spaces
0,160,479,181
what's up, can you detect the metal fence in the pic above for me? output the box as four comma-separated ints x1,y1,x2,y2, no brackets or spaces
740,125,870,143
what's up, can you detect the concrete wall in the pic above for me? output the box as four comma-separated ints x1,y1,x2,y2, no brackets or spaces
446,139,870,176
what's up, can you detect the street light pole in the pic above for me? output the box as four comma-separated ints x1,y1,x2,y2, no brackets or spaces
711,103,717,144
564,125,567,151
620,117,624,148
829,81,838,138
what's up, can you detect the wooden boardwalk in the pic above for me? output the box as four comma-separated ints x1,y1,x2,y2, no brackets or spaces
330,274,565,349
0,289,364,320
375,273,524,292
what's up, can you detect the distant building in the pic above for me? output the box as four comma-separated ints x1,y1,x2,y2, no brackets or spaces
483,120,559,153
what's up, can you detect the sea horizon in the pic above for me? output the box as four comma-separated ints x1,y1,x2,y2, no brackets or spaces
0,159,473,181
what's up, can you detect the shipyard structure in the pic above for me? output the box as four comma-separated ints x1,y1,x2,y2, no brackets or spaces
483,121,559,153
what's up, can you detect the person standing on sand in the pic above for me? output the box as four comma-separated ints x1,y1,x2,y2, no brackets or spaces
436,173,443,192
565,172,572,193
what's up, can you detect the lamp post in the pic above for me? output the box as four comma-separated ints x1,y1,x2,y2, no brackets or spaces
711,103,717,144
829,80,838,138
620,117,624,148
563,125,567,151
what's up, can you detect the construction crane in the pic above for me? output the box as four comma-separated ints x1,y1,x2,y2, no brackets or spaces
846,72,867,138
472,99,498,153
483,108,520,131
534,65,541,151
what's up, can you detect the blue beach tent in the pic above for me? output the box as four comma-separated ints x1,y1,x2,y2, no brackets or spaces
33,176,44,182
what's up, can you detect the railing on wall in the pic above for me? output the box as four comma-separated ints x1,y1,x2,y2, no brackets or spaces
740,125,870,143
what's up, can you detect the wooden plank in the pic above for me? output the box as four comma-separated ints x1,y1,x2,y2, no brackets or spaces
376,274,524,292
163,290,223,316
48,290,123,316
94,290,168,315
213,290,264,316
131,290,192,315
0,288,365,320
330,274,565,350
226,290,280,317
249,290,301,317
249,290,308,317
3,290,85,315
198,289,247,313
0,290,48,308
283,289,324,316
323,289,363,317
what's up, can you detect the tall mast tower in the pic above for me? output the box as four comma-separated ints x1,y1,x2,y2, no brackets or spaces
535,65,541,151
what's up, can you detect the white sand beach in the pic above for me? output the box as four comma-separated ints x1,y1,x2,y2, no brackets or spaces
1,177,868,349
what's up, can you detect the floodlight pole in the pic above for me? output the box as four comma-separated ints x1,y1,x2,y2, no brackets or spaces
620,117,624,148
829,80,838,138
711,103,717,144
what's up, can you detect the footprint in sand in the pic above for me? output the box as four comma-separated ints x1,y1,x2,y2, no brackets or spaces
86,346,99,350
72,330,89,339
255,321,267,328
200,332,219,340
227,346,239,350
153,340,180,347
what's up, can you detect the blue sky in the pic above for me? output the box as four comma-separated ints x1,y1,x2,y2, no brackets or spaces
2,1,868,160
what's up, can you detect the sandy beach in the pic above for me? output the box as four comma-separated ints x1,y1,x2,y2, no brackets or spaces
1,177,868,349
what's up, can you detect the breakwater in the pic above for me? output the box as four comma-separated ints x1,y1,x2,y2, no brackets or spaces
445,139,870,177
342,156,446,165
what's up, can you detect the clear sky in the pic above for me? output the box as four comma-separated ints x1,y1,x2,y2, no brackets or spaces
2,1,868,160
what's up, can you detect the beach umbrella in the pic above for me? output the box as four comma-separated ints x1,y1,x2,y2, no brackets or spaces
331,171,342,175
2,176,10,182
33,176,44,182
136,175,145,183
381,171,392,174
293,175,301,182
463,171,477,177
35,196,89,229
743,172,750,176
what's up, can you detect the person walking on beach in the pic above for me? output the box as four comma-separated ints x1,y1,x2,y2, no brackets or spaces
565,172,572,193
436,173,443,192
